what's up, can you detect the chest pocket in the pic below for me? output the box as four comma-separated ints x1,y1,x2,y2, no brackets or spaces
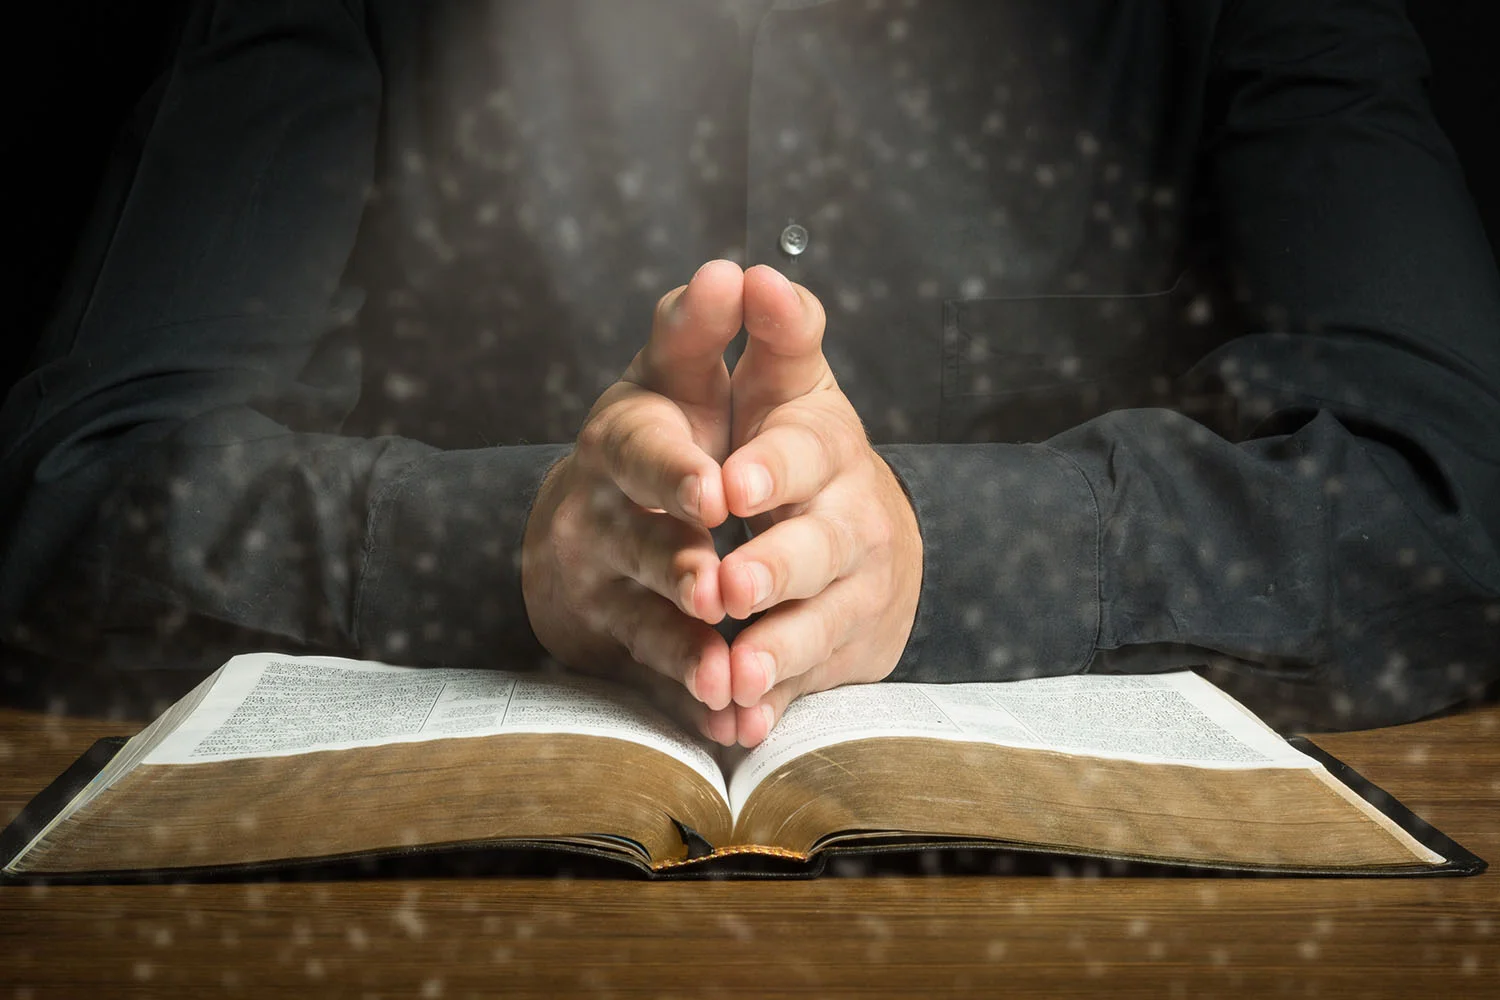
939,281,1190,443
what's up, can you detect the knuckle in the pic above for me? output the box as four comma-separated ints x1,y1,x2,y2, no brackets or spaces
751,420,812,493
760,551,789,604
814,607,842,667
862,501,896,560
811,418,846,472
668,546,699,586
559,554,604,602
608,609,649,665
822,591,860,661
576,591,613,635
783,417,843,485
764,445,807,484
659,536,689,588
604,522,640,582
588,481,622,520
818,511,858,577
587,405,668,488
620,420,659,469
552,495,629,593
596,429,635,489
609,417,661,482
768,548,804,602
576,411,613,466
670,627,698,675
550,492,590,554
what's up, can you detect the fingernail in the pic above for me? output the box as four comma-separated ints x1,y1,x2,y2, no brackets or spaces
744,563,772,607
743,465,771,508
759,703,775,733
680,572,697,615
678,474,701,519
755,651,776,698
684,661,701,702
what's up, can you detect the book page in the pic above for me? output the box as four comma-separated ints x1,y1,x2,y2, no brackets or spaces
142,654,726,800
726,672,1314,819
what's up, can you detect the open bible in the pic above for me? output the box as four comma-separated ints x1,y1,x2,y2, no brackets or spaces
1,653,1483,879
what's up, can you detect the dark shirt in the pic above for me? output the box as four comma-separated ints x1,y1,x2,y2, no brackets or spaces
3,0,1498,728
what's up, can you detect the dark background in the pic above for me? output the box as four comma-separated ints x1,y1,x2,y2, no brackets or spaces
9,1,1499,396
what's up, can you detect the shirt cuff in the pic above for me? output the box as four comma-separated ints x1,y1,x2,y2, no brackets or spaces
354,443,570,667
877,443,1101,682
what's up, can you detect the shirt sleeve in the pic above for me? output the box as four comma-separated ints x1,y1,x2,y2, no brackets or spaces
880,0,1500,731
0,0,561,687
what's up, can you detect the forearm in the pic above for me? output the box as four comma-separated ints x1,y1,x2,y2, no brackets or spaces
0,395,565,671
881,385,1499,732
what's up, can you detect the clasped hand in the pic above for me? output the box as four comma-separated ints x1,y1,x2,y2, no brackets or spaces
522,261,922,746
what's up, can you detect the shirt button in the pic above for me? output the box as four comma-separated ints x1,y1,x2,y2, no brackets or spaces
779,223,809,257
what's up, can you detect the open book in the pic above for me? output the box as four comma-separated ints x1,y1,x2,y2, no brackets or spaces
1,653,1483,879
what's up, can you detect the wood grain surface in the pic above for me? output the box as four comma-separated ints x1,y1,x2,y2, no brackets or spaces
2,702,1496,998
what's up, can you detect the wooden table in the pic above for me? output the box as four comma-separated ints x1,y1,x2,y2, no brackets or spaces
2,703,1496,998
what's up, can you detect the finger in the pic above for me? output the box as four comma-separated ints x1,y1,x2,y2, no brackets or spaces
721,413,844,518
734,661,840,748
717,511,852,621
579,400,728,527
736,264,830,412
614,668,737,747
701,704,739,748
637,259,744,406
595,581,735,711
725,581,857,707
598,505,726,623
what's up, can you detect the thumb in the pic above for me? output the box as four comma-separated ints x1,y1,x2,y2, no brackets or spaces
633,259,744,408
734,265,831,421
